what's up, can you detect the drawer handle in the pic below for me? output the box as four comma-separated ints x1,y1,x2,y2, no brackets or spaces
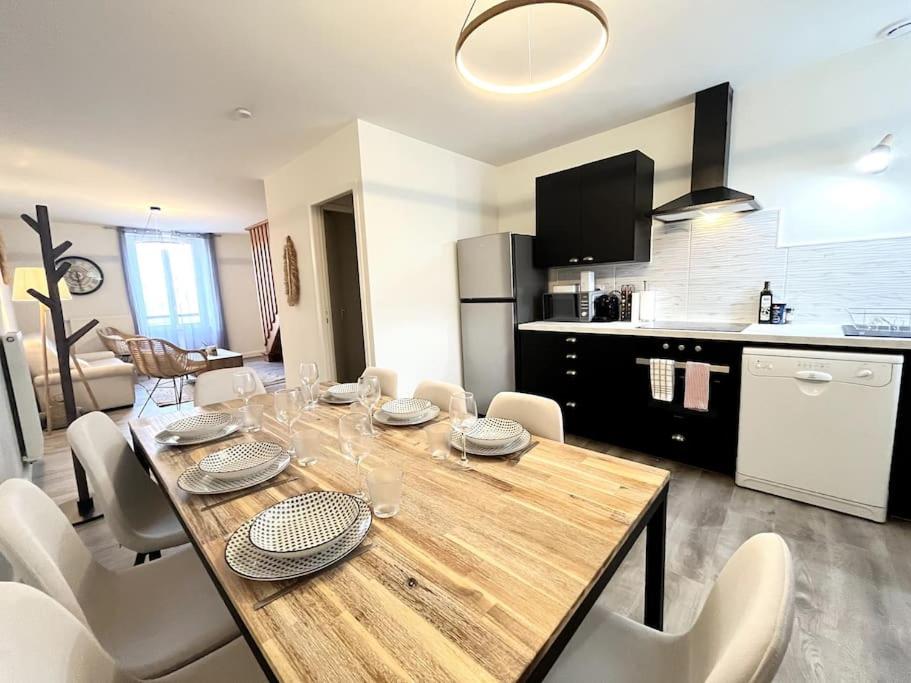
565,337,577,343
565,353,577,359
568,257,579,264
565,370,577,376
582,256,594,262
671,433,686,443
565,401,577,408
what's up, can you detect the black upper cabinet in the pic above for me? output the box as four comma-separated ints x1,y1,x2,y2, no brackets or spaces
534,151,654,268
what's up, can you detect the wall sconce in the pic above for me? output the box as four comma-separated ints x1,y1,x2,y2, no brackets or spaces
857,134,894,174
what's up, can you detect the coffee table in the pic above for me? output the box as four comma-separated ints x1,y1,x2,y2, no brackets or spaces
201,348,244,373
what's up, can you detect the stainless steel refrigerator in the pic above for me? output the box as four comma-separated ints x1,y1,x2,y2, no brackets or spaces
458,233,544,413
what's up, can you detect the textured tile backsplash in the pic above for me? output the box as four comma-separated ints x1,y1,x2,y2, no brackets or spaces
550,209,911,323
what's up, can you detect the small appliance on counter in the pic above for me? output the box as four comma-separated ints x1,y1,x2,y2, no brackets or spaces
592,291,621,322
542,290,600,322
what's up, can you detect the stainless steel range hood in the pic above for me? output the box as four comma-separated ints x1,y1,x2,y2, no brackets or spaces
652,82,760,223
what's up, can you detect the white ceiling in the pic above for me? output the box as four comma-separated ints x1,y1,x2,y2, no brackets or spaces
0,1,906,232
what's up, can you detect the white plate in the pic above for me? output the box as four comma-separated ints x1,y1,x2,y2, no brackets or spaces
465,417,523,447
164,412,233,438
249,491,361,559
155,422,240,446
177,454,290,495
374,405,440,426
319,393,358,405
327,383,359,399
225,498,372,581
379,398,431,420
198,442,284,481
451,428,531,456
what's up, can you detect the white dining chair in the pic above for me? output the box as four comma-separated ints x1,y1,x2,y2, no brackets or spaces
0,478,241,679
413,379,464,410
546,533,795,683
194,367,266,407
487,391,564,442
361,366,398,398
0,582,267,682
67,411,188,564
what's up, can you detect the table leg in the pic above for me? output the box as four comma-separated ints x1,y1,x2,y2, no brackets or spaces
644,487,667,630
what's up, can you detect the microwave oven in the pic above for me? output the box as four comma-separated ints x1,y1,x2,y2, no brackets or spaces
542,291,599,322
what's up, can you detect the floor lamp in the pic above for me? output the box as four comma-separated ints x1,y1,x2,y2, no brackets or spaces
12,267,72,432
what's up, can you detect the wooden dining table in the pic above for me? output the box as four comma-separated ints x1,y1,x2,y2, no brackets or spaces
130,391,670,682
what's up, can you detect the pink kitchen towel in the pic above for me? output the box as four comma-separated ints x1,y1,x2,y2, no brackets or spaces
684,361,710,411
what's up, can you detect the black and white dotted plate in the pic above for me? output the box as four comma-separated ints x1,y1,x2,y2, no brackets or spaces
379,398,431,419
165,412,233,437
226,498,372,581
465,417,524,447
249,491,361,558
198,442,284,481
177,454,290,495
451,428,531,456
155,422,240,446
374,405,440,426
327,383,359,399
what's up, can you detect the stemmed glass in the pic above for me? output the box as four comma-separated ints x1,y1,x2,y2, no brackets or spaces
232,371,256,406
274,388,303,450
357,375,382,435
299,361,319,410
338,413,371,499
449,391,478,469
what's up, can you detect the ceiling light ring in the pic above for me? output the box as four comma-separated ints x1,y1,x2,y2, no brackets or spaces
455,0,609,95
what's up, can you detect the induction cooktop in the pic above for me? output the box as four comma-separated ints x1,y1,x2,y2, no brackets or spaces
636,321,749,333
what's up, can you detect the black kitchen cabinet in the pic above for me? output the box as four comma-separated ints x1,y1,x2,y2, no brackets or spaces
534,151,654,268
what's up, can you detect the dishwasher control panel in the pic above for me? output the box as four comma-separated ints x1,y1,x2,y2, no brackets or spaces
746,350,897,387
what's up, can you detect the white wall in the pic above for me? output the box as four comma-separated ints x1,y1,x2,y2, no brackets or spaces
495,38,911,324
0,218,264,354
357,120,497,396
263,122,363,386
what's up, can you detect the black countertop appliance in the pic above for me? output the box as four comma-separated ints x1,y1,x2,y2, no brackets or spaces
592,291,621,322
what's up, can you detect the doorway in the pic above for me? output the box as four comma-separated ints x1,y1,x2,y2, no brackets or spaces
320,195,367,382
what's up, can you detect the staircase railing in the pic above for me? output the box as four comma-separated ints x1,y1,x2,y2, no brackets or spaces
245,220,280,358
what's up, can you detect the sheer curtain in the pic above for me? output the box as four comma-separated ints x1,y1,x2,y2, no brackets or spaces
119,228,226,349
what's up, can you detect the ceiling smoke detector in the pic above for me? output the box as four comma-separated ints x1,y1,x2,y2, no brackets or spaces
233,107,254,120
878,19,911,40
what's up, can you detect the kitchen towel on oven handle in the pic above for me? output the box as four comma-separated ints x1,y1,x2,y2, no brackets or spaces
649,358,675,402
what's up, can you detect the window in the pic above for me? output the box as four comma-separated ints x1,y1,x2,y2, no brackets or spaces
119,229,225,349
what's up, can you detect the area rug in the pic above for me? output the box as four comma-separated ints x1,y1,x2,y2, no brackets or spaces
138,356,286,408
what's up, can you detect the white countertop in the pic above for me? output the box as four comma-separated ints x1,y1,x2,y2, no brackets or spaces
517,321,911,351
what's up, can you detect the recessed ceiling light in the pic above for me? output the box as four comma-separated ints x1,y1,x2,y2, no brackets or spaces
878,19,911,40
233,107,254,120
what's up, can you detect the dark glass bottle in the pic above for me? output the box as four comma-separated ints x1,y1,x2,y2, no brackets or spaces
758,281,773,324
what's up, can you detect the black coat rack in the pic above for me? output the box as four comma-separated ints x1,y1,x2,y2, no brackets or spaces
21,205,101,524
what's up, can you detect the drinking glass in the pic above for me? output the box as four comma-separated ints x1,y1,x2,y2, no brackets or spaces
449,391,478,468
366,465,403,518
291,425,320,467
298,361,319,410
232,370,257,406
424,423,452,461
274,388,303,447
338,413,371,498
236,403,264,433
357,375,382,435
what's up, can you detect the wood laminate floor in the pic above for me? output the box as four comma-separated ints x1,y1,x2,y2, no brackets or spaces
31,394,911,682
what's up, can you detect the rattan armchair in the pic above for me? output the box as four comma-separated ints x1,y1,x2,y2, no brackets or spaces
127,338,208,415
96,326,144,361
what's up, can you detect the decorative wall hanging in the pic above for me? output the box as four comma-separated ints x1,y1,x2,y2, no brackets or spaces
283,236,300,306
54,255,104,295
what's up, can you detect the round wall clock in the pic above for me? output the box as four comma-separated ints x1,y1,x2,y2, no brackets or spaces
55,256,104,295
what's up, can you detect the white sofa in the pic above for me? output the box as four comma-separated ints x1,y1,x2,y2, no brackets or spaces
23,334,135,414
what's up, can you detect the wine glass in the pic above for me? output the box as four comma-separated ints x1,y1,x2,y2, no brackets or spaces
357,375,382,435
274,388,302,449
338,413,371,499
298,361,319,410
232,371,256,406
449,391,478,469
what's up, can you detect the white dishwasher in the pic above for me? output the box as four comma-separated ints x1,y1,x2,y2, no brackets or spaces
736,347,903,522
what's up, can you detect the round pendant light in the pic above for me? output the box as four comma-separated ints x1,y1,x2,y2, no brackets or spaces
455,0,609,95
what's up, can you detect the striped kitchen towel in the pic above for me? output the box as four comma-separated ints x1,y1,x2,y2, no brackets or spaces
684,361,711,411
649,358,675,402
